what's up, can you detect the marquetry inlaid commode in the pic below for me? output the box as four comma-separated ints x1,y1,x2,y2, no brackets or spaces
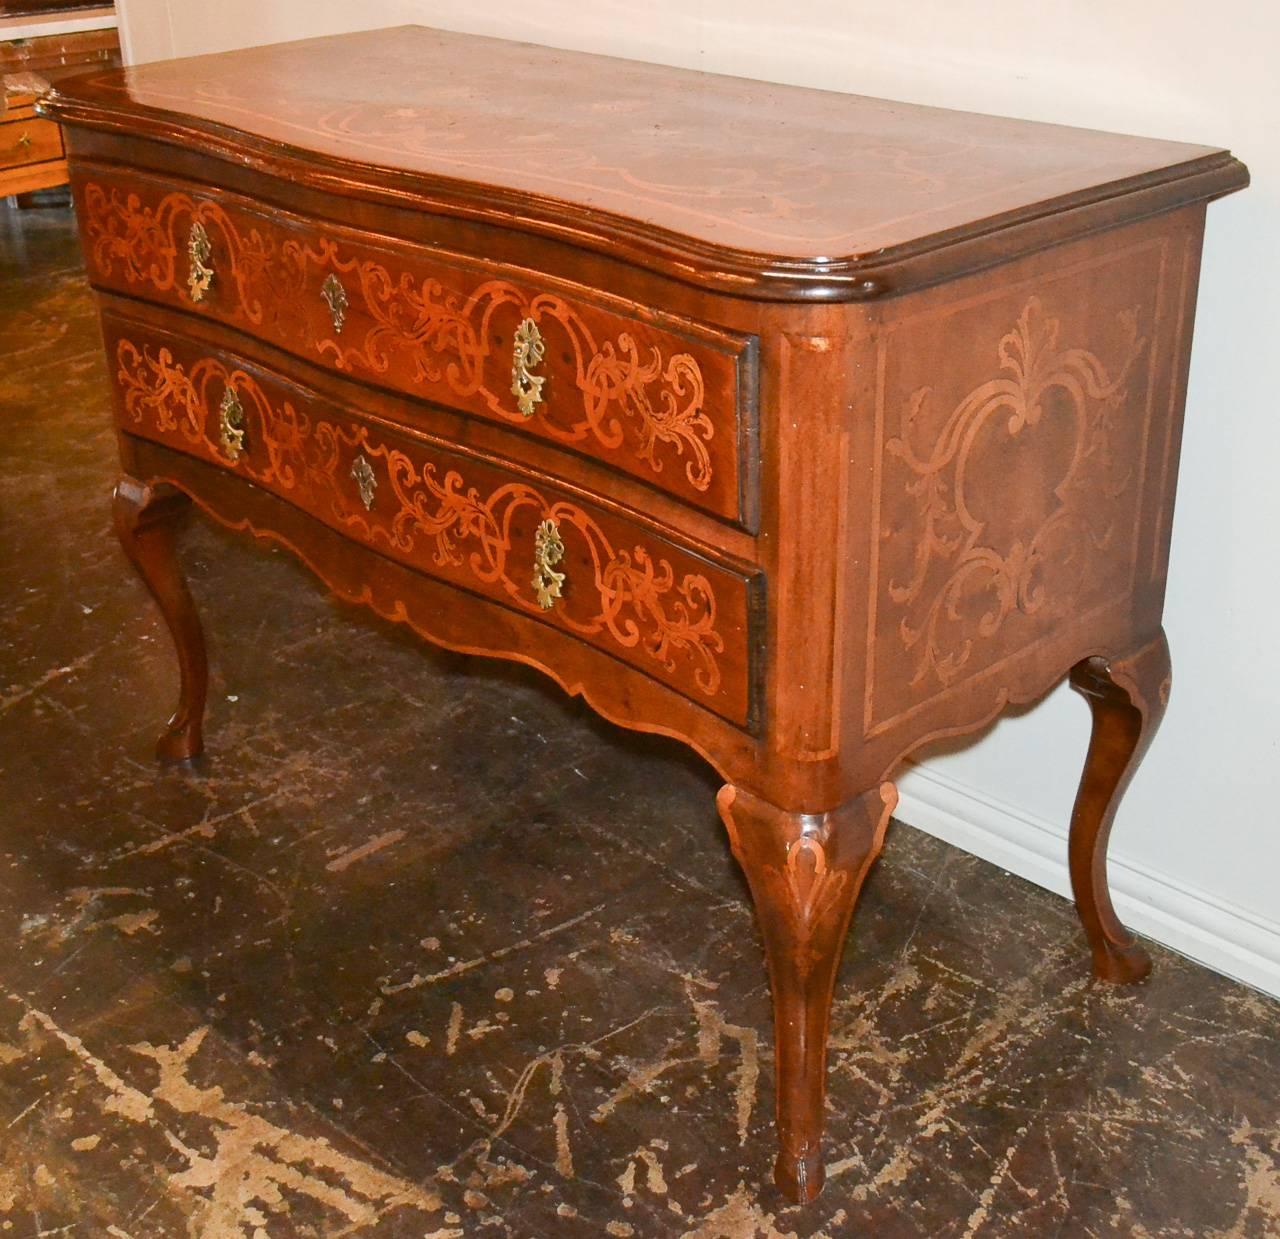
42,27,1246,1202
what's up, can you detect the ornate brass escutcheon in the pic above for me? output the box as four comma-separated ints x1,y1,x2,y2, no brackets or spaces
532,517,565,609
351,453,377,510
218,387,246,461
187,220,214,303
321,273,348,333
511,317,546,417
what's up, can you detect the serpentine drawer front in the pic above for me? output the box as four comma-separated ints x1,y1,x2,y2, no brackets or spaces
73,165,759,527
42,25,1246,1204
100,311,762,727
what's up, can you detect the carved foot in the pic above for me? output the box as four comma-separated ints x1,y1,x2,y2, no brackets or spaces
112,477,208,762
717,781,898,1203
1068,630,1171,983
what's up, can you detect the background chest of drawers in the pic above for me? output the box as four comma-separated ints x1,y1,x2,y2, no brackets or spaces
1,6,120,199
41,26,1246,1200
1,89,64,196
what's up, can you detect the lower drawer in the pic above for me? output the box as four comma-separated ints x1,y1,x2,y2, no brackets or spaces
102,314,762,727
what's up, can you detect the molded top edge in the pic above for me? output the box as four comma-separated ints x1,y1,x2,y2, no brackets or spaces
40,25,1249,301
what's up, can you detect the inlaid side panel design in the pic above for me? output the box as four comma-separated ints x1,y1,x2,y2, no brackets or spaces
74,169,757,525
104,318,761,726
866,239,1168,734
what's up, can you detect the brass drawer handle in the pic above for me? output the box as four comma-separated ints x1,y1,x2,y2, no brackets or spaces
511,317,546,417
218,387,246,461
188,220,214,303
321,273,348,333
351,453,376,510
532,517,565,609
17,132,32,150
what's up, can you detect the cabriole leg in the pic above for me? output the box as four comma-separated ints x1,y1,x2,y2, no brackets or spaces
716,781,897,1203
112,476,208,762
1067,629,1171,983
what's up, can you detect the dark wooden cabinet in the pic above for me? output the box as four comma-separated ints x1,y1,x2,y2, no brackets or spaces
41,25,1246,1201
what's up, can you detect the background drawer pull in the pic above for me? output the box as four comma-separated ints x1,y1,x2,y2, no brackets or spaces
17,132,32,150
321,273,348,333
188,220,214,303
217,387,245,460
532,517,565,609
511,317,546,417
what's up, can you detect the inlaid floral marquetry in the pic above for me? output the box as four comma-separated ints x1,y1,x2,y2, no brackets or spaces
885,296,1147,688
869,256,1163,735
110,328,758,721
80,172,757,525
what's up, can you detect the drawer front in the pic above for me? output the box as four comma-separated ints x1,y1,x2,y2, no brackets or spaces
102,314,762,727
76,166,758,526
0,116,62,169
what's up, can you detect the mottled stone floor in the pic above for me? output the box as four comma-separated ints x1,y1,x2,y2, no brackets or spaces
2,199,1279,1238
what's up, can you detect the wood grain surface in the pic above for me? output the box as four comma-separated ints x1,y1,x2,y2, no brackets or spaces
39,26,1247,299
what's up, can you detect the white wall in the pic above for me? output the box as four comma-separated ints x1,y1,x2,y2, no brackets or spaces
116,1,1280,995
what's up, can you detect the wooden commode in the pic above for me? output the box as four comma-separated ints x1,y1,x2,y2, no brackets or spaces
41,27,1247,1201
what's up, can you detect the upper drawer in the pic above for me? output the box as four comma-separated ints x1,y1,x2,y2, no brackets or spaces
72,165,759,527
0,116,62,170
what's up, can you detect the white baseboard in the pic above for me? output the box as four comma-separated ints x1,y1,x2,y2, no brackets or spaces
896,765,1280,1000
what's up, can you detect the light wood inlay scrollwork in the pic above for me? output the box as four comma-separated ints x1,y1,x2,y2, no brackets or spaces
83,183,275,322
113,337,729,699
280,237,714,490
884,296,1147,688
83,180,732,509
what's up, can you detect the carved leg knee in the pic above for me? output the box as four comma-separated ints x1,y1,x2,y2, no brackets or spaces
1067,629,1171,983
717,781,897,1203
112,477,208,762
